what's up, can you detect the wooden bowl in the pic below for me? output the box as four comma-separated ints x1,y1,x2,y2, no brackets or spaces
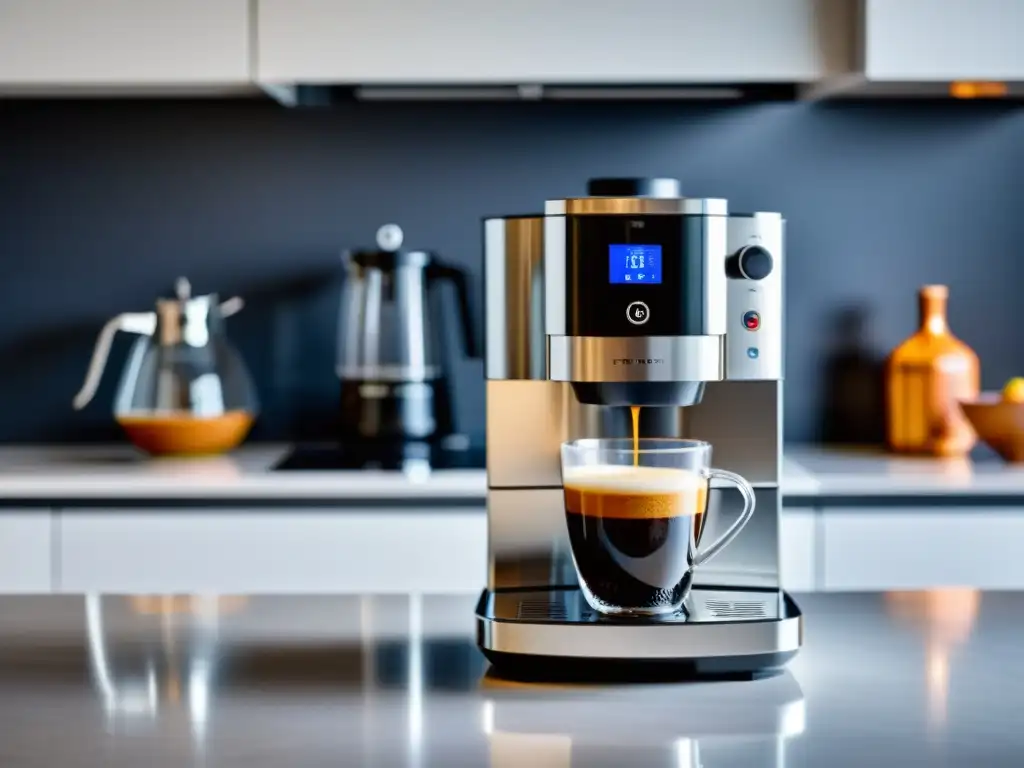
959,394,1024,462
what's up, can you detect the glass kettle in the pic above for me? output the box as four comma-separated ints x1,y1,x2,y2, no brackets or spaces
336,224,480,443
73,278,259,456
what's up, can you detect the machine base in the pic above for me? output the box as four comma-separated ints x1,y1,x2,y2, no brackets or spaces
476,586,803,680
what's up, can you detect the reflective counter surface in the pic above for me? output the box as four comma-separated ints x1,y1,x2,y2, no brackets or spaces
0,591,1019,766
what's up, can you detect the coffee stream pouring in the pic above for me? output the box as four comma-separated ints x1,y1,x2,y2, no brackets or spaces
73,278,258,456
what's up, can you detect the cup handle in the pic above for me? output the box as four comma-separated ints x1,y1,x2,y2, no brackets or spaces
691,468,756,568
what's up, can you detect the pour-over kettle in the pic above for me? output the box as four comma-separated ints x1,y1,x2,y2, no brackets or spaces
73,278,259,456
336,224,480,443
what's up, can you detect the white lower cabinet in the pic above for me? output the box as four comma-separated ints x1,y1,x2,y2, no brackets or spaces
35,505,1024,593
0,512,52,592
55,508,818,594
822,507,1024,590
780,511,818,592
57,510,487,594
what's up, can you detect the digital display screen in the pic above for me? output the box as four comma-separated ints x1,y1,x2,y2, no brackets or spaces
609,244,662,285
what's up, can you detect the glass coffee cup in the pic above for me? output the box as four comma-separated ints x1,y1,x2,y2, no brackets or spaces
561,438,756,618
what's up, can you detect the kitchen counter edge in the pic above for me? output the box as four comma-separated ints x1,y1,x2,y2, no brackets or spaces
0,444,1020,503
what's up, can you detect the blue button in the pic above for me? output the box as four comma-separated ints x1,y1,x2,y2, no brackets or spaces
747,347,759,359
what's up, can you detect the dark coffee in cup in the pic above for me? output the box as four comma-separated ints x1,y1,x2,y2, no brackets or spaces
563,466,708,613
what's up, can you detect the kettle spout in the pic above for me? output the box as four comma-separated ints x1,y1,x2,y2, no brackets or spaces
219,297,245,318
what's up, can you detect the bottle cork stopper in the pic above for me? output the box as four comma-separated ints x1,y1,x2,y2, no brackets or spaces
921,285,949,299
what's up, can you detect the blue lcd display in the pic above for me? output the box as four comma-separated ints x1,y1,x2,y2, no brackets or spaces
609,244,662,285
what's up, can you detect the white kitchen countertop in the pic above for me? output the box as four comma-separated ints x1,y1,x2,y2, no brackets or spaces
0,444,819,501
786,445,1024,497
0,444,1021,501
0,444,486,501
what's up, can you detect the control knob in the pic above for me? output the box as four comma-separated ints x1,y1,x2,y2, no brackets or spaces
727,245,773,281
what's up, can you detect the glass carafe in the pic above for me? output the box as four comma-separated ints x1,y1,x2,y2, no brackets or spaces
335,224,478,442
73,278,259,456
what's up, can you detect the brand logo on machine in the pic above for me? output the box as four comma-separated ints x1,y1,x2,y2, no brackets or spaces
612,358,665,366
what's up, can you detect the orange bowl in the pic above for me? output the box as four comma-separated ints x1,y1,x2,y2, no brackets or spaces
959,394,1024,462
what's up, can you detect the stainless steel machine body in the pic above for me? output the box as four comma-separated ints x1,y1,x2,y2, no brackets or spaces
477,194,802,675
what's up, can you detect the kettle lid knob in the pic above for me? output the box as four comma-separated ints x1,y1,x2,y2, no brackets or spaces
375,224,404,252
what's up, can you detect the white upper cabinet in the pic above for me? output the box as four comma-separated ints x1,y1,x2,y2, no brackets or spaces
0,0,251,87
864,0,1024,81
256,0,841,84
5,1,1017,99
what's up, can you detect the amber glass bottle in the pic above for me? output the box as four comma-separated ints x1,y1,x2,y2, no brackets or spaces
885,286,979,457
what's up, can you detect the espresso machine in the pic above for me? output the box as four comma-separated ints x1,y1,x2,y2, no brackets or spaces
476,179,803,676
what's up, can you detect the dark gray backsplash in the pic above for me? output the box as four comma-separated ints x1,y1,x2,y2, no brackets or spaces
1,98,1022,445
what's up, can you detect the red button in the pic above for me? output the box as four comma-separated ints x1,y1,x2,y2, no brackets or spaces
743,311,760,330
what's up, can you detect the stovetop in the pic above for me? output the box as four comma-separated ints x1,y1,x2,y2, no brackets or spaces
273,440,485,472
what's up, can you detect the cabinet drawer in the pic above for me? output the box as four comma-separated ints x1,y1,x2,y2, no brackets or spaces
58,510,486,594
780,511,817,592
0,512,52,592
823,508,1024,590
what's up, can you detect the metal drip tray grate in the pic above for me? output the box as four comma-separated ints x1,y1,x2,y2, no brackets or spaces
517,599,575,621
500,587,779,625
701,598,768,619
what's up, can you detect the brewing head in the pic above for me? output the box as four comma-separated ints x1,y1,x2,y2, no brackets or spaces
571,381,706,408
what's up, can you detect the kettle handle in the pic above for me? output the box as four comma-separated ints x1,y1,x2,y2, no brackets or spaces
428,261,480,359
72,312,157,411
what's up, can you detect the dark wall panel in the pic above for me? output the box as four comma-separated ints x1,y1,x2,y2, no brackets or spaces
0,99,1021,444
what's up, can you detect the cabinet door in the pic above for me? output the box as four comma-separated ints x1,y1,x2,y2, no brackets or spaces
257,0,829,84
865,0,1024,81
58,510,486,594
822,508,1024,590
0,512,52,592
780,511,818,592
0,0,251,85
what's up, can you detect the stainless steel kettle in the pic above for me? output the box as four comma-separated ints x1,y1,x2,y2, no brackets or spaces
336,224,479,443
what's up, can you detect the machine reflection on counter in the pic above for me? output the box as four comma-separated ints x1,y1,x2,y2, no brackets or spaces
482,670,806,767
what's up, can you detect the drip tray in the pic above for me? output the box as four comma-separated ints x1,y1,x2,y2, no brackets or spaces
477,586,803,668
